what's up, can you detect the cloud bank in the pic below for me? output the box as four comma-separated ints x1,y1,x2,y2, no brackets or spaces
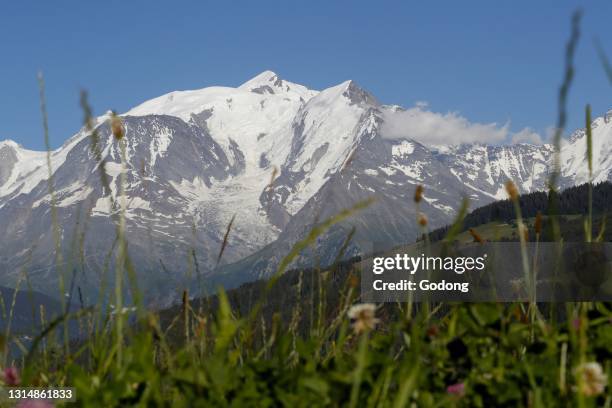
510,127,543,144
380,104,543,146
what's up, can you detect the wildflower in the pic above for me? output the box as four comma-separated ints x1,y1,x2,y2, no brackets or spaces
534,211,543,235
426,325,439,337
468,228,484,243
446,382,465,396
572,318,581,331
3,366,20,386
347,303,379,334
110,113,125,140
505,180,519,201
418,213,428,227
574,362,607,396
17,400,54,408
414,185,424,203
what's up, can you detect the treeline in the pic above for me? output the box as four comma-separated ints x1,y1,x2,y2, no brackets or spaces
428,181,612,242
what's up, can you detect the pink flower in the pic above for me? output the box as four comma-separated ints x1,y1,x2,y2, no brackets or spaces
17,400,55,408
446,382,465,396
572,318,581,331
3,366,20,386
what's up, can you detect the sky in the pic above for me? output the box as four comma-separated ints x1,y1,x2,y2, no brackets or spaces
0,1,610,150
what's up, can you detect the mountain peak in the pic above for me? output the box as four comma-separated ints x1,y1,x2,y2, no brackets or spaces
238,71,316,100
239,70,282,89
568,110,612,143
0,139,19,149
325,79,378,106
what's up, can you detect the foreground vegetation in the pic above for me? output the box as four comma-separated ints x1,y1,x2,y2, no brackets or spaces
2,161,610,408
2,249,611,406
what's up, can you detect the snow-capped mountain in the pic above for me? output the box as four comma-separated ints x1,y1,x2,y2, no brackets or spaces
0,71,610,303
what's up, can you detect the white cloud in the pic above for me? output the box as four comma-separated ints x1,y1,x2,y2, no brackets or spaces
544,126,560,142
380,104,544,146
511,127,543,144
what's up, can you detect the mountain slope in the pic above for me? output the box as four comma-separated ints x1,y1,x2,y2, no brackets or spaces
0,71,610,303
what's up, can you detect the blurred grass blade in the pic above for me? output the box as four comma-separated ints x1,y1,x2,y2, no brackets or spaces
217,214,236,267
585,104,593,241
443,197,469,243
24,307,93,368
595,214,607,242
595,38,612,85
37,73,66,312
549,10,581,190
585,104,593,177
214,287,239,353
392,362,420,408
548,10,581,243
275,197,375,278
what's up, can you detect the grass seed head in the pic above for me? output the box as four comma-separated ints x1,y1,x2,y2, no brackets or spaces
414,185,424,203
535,211,543,235
418,213,428,227
469,228,484,243
505,180,519,201
348,273,359,288
267,166,278,190
110,113,125,140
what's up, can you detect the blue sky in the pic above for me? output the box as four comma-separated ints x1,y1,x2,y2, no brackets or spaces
1,1,610,150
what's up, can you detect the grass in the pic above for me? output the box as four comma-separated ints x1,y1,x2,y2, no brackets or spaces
0,9,611,407
446,215,592,244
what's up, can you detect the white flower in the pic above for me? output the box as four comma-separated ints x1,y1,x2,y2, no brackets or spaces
575,362,607,396
347,303,379,334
